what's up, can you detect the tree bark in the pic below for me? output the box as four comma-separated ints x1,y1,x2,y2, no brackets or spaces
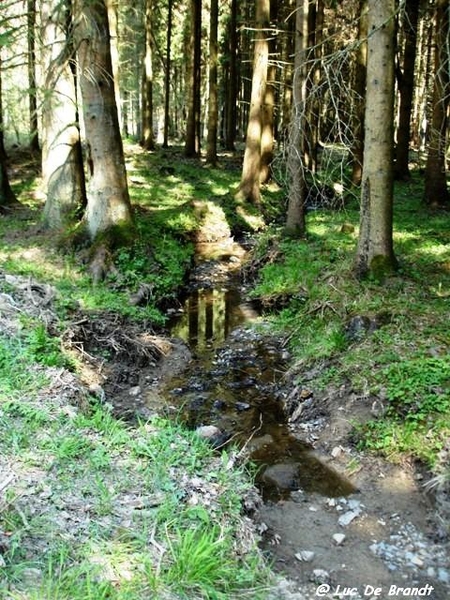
106,0,122,132
163,0,172,148
423,0,449,207
350,0,368,186
206,0,219,165
41,0,86,229
185,0,201,157
355,0,397,279
395,0,420,181
27,0,40,153
74,0,133,244
141,0,155,150
236,0,270,205
285,0,308,236
0,53,17,210
260,0,277,184
224,0,238,151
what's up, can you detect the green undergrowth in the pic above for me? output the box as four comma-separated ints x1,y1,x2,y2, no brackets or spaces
0,323,270,599
253,173,450,469
0,144,256,326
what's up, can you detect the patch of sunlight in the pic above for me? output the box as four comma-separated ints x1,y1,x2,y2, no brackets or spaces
236,205,265,230
0,248,82,282
308,222,329,236
416,244,450,259
87,541,139,586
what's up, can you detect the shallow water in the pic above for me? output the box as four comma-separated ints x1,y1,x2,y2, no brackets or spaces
165,243,355,501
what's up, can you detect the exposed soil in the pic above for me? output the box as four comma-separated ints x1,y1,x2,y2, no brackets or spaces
2,233,449,600
257,384,450,599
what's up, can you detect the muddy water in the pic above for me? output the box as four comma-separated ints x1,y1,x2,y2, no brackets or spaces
165,243,355,501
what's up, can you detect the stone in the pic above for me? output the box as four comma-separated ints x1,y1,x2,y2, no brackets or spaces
261,464,300,492
235,401,251,411
332,533,346,545
338,510,360,526
331,446,343,458
311,569,330,583
195,425,221,440
295,550,315,562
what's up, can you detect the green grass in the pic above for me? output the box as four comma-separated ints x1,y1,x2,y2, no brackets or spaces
0,145,261,327
0,375,270,599
252,173,450,469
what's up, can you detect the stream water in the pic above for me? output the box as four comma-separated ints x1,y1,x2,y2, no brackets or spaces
165,242,355,501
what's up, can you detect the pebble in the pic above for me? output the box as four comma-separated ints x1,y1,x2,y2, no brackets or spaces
369,522,449,583
332,533,346,545
311,569,329,583
295,550,315,562
338,510,360,526
195,425,220,439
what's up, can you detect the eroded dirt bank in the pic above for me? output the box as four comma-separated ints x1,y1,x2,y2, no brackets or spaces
76,234,450,600
2,232,448,599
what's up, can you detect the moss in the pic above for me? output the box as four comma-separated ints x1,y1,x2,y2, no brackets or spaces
369,254,397,282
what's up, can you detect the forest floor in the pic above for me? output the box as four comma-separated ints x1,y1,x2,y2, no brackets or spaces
0,146,449,599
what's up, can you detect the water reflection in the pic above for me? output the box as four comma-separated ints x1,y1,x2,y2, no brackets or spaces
170,287,258,350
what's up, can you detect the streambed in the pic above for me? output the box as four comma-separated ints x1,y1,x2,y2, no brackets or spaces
163,239,355,501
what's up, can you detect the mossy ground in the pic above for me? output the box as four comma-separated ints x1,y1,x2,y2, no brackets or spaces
0,146,449,597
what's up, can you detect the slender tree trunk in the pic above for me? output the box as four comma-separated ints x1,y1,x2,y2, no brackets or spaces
141,0,155,150
395,0,420,180
106,0,122,132
163,0,172,148
0,53,17,209
281,0,295,143
423,0,449,207
206,0,219,165
236,0,270,205
355,0,397,279
285,0,308,236
224,0,238,151
260,0,277,183
74,0,133,247
27,0,39,153
185,0,201,157
41,0,86,230
351,0,368,186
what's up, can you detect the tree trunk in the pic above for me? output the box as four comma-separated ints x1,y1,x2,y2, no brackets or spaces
163,0,172,148
260,0,277,184
185,0,201,157
350,0,368,186
285,0,308,236
206,0,219,165
41,0,86,229
423,0,449,207
74,0,133,245
0,54,17,210
395,0,420,181
236,0,270,205
224,0,238,151
280,0,295,143
106,0,122,132
27,0,40,153
141,0,155,150
355,0,397,279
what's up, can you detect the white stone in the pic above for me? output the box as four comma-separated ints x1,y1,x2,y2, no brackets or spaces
331,446,343,458
410,555,424,567
295,550,315,562
195,425,220,439
338,510,360,526
332,533,346,545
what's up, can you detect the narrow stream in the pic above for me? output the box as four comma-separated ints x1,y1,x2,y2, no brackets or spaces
165,242,355,501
